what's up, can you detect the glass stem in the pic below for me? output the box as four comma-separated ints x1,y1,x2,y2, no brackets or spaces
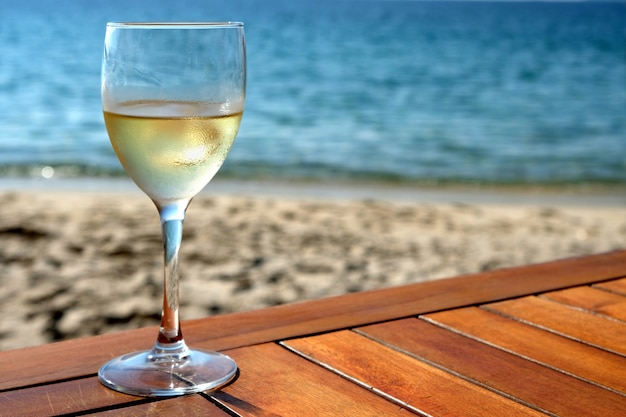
152,200,190,359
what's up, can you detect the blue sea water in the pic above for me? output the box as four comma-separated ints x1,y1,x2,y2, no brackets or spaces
0,0,624,186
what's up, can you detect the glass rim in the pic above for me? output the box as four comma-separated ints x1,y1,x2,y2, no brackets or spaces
106,22,244,29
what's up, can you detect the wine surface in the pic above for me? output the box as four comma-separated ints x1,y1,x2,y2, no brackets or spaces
104,101,242,202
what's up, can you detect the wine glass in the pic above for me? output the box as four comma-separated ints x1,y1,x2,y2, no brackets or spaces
98,22,245,397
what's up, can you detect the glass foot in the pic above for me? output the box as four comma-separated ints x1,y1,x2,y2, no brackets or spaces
98,346,237,397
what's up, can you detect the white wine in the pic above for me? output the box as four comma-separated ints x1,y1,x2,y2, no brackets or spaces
104,101,242,202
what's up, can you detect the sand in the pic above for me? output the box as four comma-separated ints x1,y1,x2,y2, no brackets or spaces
0,179,624,351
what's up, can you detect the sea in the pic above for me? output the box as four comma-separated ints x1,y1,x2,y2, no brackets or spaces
0,0,625,188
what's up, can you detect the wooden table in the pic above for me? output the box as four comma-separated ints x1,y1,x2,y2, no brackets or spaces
1,250,625,416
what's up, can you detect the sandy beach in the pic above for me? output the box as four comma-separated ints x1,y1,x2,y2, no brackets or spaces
0,179,624,351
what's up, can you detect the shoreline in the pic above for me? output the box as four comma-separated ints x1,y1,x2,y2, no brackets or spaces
1,176,625,207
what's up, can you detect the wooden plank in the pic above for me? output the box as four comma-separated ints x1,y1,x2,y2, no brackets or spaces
484,296,626,356
0,377,229,417
211,343,412,416
594,277,626,296
89,395,231,416
542,286,626,321
3,250,625,390
0,377,144,417
359,318,626,417
0,327,155,392
283,330,549,417
423,306,626,393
